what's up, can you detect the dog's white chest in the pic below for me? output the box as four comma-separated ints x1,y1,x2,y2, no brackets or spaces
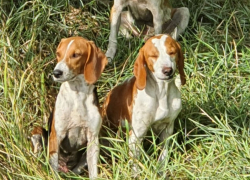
55,83,87,126
155,94,182,121
133,80,182,131
54,79,101,136
153,82,182,131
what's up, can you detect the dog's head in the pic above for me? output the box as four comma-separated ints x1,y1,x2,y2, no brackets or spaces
133,34,186,90
53,37,108,84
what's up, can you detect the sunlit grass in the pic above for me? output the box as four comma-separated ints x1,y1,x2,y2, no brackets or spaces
0,0,250,179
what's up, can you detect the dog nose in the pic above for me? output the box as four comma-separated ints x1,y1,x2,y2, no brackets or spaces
53,69,63,78
162,67,173,76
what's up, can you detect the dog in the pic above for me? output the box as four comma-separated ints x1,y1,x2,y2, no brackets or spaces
30,111,54,154
29,113,53,154
30,112,88,174
102,34,186,175
105,0,190,61
30,126,49,154
48,37,108,179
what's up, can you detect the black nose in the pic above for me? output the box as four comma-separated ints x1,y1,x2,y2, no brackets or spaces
162,67,173,76
53,69,63,78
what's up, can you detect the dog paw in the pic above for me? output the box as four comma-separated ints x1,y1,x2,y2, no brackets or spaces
128,159,141,178
105,47,117,63
58,164,69,173
72,161,88,174
49,153,59,171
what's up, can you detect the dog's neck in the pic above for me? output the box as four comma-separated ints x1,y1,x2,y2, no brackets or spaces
62,74,94,94
145,67,175,98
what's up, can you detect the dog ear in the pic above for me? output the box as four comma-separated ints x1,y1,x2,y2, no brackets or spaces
176,42,186,85
84,41,108,84
133,49,146,90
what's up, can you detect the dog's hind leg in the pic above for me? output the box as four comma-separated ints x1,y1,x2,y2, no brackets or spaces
106,3,125,62
163,7,190,39
119,11,140,38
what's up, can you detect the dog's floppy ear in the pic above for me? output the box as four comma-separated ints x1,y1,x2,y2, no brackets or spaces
84,41,108,84
176,42,186,85
133,49,146,90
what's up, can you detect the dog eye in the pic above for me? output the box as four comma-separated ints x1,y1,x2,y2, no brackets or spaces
169,51,176,56
71,53,81,58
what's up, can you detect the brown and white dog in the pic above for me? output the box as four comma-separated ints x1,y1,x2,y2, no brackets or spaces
105,0,190,61
102,34,185,174
30,126,49,154
30,112,88,174
48,37,108,179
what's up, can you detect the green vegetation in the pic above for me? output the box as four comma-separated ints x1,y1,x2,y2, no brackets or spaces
0,0,249,179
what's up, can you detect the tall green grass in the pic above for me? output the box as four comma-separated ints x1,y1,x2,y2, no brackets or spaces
0,0,249,179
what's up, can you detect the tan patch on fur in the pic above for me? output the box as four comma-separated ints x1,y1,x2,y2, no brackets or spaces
102,77,137,131
165,36,186,85
56,37,88,74
30,126,44,152
56,37,108,84
129,130,133,136
140,35,162,72
110,6,115,22
49,113,57,156
31,126,44,136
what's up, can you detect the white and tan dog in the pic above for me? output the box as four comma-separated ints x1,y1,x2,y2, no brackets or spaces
102,34,185,174
49,37,107,179
30,112,88,174
106,0,190,61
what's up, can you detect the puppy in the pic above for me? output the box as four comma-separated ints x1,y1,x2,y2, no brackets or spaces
30,126,49,154
106,0,190,61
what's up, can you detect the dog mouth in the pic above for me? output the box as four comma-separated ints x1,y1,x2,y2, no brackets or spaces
158,75,174,81
169,74,174,79
53,74,76,83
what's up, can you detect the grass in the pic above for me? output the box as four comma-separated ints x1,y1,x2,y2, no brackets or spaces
0,0,250,179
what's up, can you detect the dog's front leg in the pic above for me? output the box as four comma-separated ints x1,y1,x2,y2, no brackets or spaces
106,3,124,61
49,119,67,172
49,134,68,172
129,131,145,158
158,122,174,176
49,127,59,171
128,124,148,176
48,117,59,171
87,132,100,180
